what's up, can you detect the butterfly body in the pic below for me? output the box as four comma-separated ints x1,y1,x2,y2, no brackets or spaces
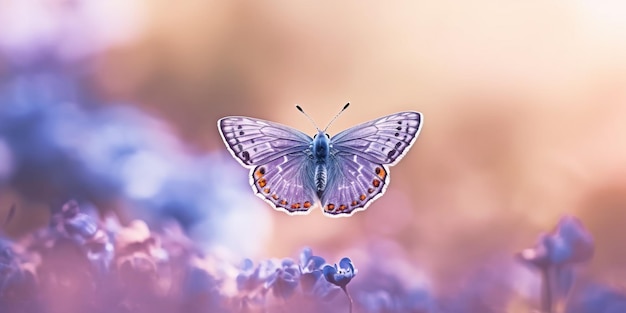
218,110,422,217
312,131,331,195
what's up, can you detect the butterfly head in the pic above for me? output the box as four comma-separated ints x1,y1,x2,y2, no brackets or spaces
312,130,331,159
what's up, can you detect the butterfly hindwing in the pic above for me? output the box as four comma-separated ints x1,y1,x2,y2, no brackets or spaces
320,155,389,216
218,116,312,167
331,111,422,165
251,152,318,214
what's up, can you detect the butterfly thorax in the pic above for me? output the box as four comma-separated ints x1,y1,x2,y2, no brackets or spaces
312,132,331,195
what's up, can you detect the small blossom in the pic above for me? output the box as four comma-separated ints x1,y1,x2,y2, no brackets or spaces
323,257,357,288
298,247,340,301
236,258,281,294
517,216,595,313
265,258,301,299
53,200,99,242
519,215,594,268
236,258,257,292
299,247,325,274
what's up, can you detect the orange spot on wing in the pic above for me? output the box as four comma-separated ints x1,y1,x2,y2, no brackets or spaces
263,188,270,194
375,167,386,179
372,179,381,188
290,203,301,209
258,178,267,188
339,205,346,211
368,188,374,194
351,200,357,206
303,201,312,208
279,199,288,206
272,194,279,200
326,204,335,211
255,168,265,178
359,194,366,201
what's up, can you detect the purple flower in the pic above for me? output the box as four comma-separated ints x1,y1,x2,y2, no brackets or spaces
298,247,340,301
236,258,280,293
299,247,326,273
324,257,357,313
519,215,594,267
265,258,301,299
323,257,356,288
57,200,99,241
236,258,257,292
52,201,114,270
0,241,38,312
517,215,595,270
518,216,595,313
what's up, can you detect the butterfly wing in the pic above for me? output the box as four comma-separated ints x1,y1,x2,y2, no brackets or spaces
320,156,391,215
218,116,313,166
218,116,318,214
321,111,423,216
250,153,318,214
330,111,422,165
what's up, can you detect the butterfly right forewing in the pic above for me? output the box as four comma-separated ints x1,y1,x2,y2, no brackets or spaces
331,111,422,165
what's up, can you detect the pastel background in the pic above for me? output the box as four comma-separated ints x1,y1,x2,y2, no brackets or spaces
0,1,625,312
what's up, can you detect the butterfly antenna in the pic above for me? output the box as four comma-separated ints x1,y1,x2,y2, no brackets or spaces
296,105,321,132
323,102,350,132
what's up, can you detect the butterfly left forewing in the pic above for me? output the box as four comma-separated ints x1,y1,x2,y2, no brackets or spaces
320,155,390,216
218,116,312,167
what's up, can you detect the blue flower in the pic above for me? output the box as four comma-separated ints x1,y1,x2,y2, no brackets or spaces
298,248,340,301
517,216,595,313
236,258,280,293
265,258,301,299
519,215,594,268
299,247,326,273
236,258,257,292
323,257,356,288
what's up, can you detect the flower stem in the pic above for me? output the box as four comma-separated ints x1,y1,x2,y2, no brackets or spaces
541,267,553,313
341,286,353,313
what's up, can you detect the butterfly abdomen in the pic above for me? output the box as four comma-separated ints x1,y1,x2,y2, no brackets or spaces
314,164,327,194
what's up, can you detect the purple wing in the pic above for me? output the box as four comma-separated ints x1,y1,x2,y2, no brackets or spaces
331,111,422,165
250,153,317,214
321,111,423,216
320,155,390,216
218,116,318,214
218,116,312,167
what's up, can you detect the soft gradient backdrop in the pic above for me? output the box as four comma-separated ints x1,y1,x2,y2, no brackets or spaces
1,0,626,296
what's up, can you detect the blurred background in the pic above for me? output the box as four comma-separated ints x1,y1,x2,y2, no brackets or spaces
0,0,626,296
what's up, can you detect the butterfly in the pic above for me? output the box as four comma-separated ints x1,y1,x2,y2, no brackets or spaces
217,103,423,217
